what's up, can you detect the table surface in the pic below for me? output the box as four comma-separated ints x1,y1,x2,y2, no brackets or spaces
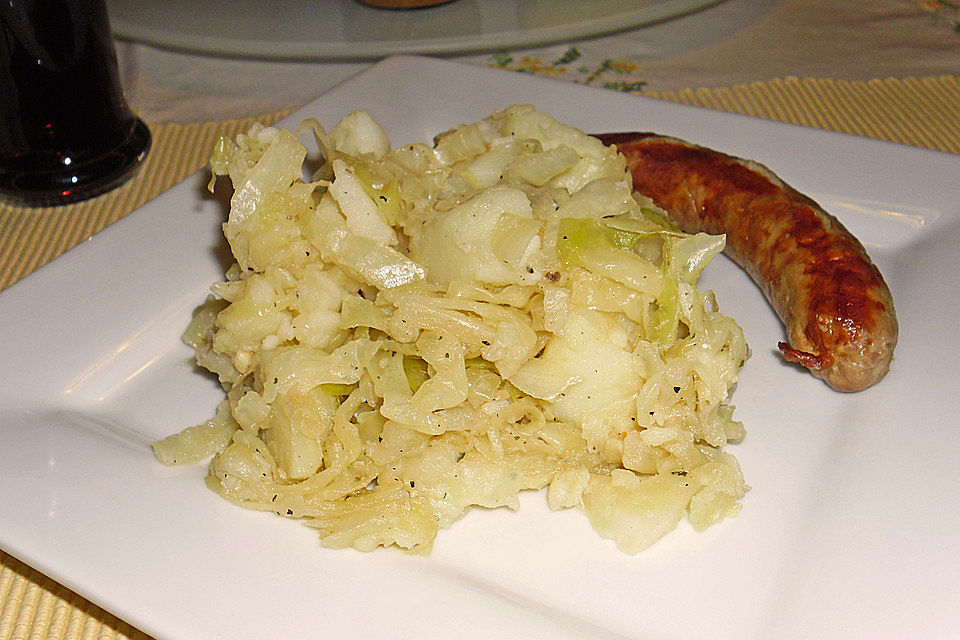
116,0,960,122
3,1,960,639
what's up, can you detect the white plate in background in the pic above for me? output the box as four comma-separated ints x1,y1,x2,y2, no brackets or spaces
1,56,959,640
107,0,724,60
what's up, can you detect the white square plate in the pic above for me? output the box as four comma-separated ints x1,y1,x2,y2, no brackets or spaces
2,56,958,640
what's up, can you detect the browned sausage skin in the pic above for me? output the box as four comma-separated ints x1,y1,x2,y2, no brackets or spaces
596,132,898,392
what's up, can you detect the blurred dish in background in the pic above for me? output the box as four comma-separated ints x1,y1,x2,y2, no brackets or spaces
358,0,457,7
106,0,726,61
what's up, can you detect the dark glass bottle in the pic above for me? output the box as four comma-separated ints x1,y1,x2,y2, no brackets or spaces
0,0,150,206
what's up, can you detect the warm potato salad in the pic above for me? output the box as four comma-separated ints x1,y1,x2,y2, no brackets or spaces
154,105,749,554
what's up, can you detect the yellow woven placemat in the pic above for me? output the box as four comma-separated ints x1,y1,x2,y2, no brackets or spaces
1,75,959,640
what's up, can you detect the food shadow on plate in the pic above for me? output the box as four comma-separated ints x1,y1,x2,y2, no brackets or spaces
194,167,237,276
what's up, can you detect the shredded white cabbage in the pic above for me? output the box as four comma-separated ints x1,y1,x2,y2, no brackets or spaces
155,105,750,555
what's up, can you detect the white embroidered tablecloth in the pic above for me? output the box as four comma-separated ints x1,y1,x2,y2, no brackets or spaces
117,0,960,122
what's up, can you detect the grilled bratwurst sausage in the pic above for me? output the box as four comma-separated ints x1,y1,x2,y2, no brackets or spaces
596,132,898,392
